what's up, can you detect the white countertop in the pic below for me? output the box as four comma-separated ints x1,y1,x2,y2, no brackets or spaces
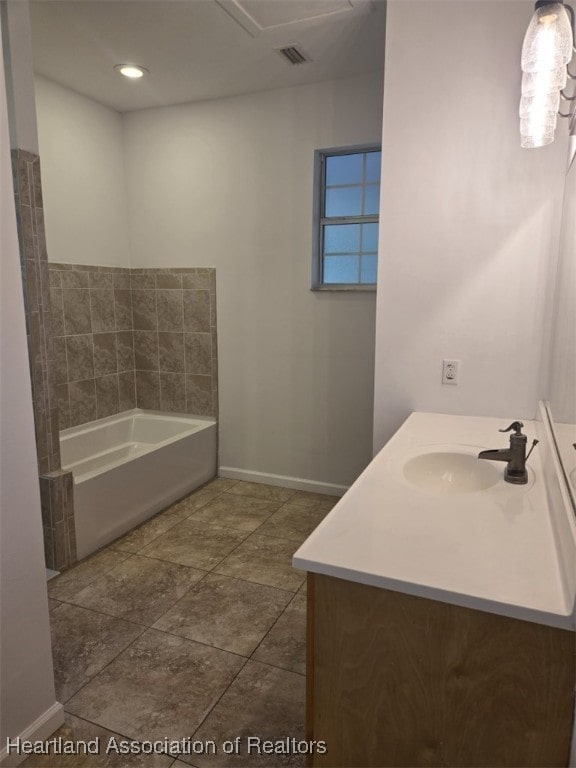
293,412,576,630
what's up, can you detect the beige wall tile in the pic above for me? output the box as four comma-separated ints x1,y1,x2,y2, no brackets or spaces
131,273,155,289
114,289,132,331
63,289,92,335
183,290,211,332
132,289,157,330
184,333,212,376
61,271,89,289
69,379,97,427
136,370,160,410
181,272,210,290
158,332,185,373
93,333,118,377
66,335,94,382
89,272,113,290
156,289,183,332
116,330,135,372
50,288,65,337
53,336,68,385
113,272,131,290
160,372,186,413
66,333,94,382
90,289,115,333
185,374,213,416
96,374,120,419
156,274,182,289
56,383,70,430
134,330,159,371
118,371,136,411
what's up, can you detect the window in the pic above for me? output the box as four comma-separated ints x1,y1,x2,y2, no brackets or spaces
312,145,381,290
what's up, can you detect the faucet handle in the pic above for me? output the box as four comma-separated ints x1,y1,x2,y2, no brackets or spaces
499,421,525,435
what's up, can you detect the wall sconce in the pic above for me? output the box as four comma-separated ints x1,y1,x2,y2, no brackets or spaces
520,0,576,147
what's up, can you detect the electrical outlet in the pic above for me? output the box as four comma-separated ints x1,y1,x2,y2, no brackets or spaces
442,359,460,385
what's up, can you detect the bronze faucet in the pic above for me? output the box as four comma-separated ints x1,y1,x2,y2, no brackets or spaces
477,422,538,485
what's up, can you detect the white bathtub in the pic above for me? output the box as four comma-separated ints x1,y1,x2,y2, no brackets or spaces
61,409,217,559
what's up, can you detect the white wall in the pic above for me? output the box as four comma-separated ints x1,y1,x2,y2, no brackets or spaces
373,0,569,451
1,0,38,153
0,24,63,766
35,75,131,267
548,156,576,425
123,73,383,488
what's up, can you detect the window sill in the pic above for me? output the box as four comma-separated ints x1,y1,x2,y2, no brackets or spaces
311,285,377,293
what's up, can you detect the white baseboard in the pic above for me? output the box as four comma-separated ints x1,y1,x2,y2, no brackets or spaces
218,467,348,497
1,702,65,768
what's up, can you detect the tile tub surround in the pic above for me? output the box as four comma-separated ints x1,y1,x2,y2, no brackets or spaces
40,470,77,572
11,150,77,570
12,150,61,474
25,479,335,768
49,264,218,429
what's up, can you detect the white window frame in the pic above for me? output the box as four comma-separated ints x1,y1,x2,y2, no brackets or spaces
311,143,381,291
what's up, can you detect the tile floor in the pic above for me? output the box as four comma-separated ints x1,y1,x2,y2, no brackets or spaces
24,479,337,768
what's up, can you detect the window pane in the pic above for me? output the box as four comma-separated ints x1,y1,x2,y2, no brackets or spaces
316,146,380,288
361,222,378,252
360,254,378,284
323,255,359,284
365,151,381,183
324,224,360,253
325,153,363,186
325,186,362,217
363,184,380,215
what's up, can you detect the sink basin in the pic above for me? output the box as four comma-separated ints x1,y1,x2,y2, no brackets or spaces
403,450,501,494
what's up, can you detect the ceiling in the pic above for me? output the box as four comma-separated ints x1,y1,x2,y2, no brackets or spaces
29,0,387,112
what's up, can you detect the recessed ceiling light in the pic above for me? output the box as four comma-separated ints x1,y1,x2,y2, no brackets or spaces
114,64,148,79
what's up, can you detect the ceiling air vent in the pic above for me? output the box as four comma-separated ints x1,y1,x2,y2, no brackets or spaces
276,46,311,65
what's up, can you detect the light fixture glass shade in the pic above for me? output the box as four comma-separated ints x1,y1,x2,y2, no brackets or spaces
519,90,561,116
521,112,558,133
521,3,573,73
521,66,567,95
521,130,555,147
114,64,148,79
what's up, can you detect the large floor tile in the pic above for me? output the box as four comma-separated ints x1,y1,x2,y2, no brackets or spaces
111,512,187,554
140,519,247,569
154,573,291,655
291,491,339,509
225,482,295,502
214,534,305,592
167,486,224,518
187,493,282,532
255,502,331,545
66,629,245,743
202,478,238,493
252,595,307,675
67,555,206,626
19,713,173,768
48,549,130,602
50,602,143,702
188,660,306,767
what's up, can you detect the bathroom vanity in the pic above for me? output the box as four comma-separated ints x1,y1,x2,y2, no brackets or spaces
293,410,576,768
